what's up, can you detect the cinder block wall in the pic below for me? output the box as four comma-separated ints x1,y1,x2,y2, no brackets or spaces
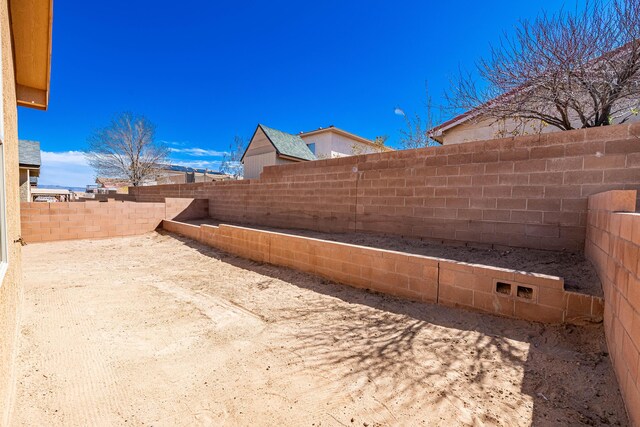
585,190,640,426
132,123,640,252
163,220,604,324
20,198,208,243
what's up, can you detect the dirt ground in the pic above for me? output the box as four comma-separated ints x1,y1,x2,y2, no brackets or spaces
11,232,626,426
186,220,602,297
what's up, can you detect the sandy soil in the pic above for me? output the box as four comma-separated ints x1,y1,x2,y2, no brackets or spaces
11,232,625,426
186,219,602,297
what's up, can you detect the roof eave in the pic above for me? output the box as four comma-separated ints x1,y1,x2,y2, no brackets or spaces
427,110,478,135
277,153,312,162
300,126,394,151
11,0,53,110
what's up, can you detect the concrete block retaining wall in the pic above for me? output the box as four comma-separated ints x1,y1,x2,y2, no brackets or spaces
163,219,603,325
585,190,640,426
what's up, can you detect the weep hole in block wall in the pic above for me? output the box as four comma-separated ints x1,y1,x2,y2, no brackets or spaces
494,280,537,302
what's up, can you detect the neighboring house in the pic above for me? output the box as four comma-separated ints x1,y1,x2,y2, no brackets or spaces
31,188,71,202
149,165,228,185
18,140,41,202
429,43,640,145
300,126,392,158
241,125,316,180
242,124,392,179
0,0,54,422
92,178,131,194
92,166,229,193
428,114,538,145
429,102,640,146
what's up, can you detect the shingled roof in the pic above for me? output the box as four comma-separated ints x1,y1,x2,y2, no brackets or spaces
18,140,41,167
258,124,316,161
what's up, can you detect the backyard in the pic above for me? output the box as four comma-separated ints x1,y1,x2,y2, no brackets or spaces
11,231,627,426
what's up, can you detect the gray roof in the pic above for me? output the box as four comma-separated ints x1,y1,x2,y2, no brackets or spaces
19,140,41,167
259,124,316,161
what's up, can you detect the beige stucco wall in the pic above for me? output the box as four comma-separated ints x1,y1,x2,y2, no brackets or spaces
300,130,383,158
0,0,23,423
330,132,383,157
440,114,640,145
438,117,549,145
300,131,332,158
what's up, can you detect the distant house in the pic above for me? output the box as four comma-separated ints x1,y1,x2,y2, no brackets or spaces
149,165,228,185
18,140,41,202
91,178,132,194
241,124,392,179
241,125,316,180
91,165,229,193
300,126,392,158
30,188,71,202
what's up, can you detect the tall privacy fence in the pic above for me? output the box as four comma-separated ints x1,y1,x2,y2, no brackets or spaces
131,123,640,252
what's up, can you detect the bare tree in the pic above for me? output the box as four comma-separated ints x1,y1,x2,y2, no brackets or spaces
86,113,168,187
373,135,389,147
220,135,245,179
447,0,640,132
399,83,442,149
350,135,389,155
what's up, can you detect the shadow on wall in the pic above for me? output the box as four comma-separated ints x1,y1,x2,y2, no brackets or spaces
159,231,627,426
166,198,209,222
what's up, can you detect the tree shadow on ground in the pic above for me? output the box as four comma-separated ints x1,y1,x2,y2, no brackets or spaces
161,231,628,426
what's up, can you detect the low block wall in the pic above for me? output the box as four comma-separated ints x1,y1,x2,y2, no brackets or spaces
437,258,602,324
134,124,640,252
163,220,603,325
21,198,208,243
585,190,640,426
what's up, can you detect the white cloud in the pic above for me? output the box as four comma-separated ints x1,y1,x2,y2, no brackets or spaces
170,159,223,170
159,140,186,147
169,147,227,157
41,150,88,166
394,107,406,116
160,141,227,157
36,148,226,187
39,151,95,188
169,148,227,157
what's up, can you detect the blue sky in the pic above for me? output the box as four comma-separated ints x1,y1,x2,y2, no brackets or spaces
19,0,579,187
